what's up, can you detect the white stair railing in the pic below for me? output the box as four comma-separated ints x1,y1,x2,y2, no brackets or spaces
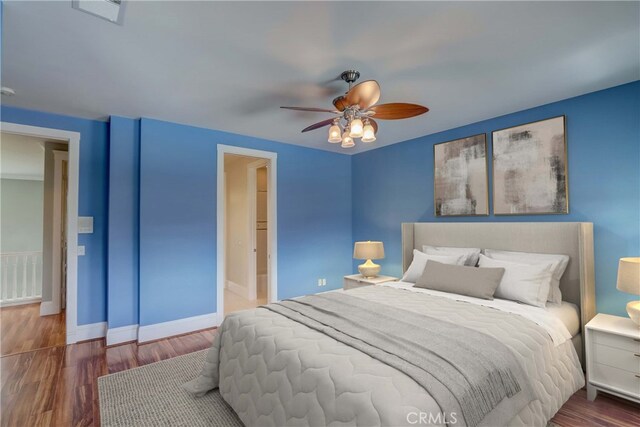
0,252,42,307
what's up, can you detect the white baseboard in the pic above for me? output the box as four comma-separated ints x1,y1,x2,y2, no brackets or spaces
0,296,42,308
74,321,107,342
39,300,60,316
137,312,218,343
106,324,139,346
226,279,250,299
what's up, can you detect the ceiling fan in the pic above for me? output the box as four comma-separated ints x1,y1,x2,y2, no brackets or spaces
281,70,429,148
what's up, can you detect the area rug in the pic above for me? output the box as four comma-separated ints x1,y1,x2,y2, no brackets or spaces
99,349,563,427
98,350,243,427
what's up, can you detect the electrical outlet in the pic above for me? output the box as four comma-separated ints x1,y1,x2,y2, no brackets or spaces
317,278,323,287
322,279,327,286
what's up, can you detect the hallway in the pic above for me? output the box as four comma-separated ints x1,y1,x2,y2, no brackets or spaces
223,289,267,315
0,303,65,356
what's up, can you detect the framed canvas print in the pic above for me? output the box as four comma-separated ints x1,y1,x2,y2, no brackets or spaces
434,134,488,217
492,115,568,215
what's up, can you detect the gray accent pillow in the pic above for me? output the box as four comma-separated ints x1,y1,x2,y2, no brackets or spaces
415,260,505,300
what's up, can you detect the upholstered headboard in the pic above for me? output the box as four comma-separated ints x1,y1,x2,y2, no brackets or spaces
402,222,596,361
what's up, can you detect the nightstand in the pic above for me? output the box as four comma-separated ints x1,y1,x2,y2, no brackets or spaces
585,313,640,403
343,274,397,290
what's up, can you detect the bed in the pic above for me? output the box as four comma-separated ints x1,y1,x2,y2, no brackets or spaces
185,222,596,426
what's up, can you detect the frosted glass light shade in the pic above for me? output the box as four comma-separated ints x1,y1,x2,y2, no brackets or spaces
353,241,385,260
341,130,355,148
328,124,342,143
349,118,364,138
361,123,376,142
617,257,640,295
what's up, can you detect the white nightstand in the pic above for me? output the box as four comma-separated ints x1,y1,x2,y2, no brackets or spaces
343,274,397,290
585,313,640,403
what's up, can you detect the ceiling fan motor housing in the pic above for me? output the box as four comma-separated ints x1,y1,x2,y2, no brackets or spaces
340,70,360,84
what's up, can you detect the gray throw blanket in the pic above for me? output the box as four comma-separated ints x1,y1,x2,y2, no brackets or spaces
265,293,532,427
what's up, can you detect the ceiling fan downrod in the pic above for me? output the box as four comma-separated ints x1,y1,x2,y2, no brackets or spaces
340,70,360,90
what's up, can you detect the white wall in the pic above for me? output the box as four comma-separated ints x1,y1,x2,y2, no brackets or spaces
0,179,44,253
0,133,46,180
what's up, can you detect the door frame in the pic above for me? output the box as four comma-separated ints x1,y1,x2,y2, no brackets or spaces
217,145,277,323
50,150,69,314
246,159,269,302
1,122,81,345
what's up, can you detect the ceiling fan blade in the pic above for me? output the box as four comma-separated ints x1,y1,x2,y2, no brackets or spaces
301,118,336,133
332,96,349,111
345,80,381,110
368,103,429,120
280,106,338,113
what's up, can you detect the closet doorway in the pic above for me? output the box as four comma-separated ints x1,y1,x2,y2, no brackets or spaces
217,145,277,319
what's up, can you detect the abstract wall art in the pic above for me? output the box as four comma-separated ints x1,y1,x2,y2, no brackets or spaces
434,134,488,216
492,116,568,215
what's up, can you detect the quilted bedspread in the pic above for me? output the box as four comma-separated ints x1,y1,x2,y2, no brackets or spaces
184,286,584,427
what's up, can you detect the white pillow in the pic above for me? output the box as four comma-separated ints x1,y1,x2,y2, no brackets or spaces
483,249,569,304
423,245,481,267
478,254,552,308
402,250,466,283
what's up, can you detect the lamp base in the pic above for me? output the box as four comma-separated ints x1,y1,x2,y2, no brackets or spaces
626,300,640,325
358,259,381,278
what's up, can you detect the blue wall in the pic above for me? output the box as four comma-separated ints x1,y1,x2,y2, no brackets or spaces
352,81,640,317
2,80,637,327
1,110,352,328
107,117,140,328
139,118,352,326
1,106,110,325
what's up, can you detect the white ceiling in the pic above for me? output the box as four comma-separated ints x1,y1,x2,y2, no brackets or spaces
0,133,46,180
2,1,638,154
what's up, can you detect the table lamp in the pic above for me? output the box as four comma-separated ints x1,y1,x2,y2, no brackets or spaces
353,241,385,278
617,257,640,325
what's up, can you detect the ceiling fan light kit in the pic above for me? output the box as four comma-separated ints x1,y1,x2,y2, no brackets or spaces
281,70,429,149
328,121,342,143
341,128,355,148
361,121,377,143
349,118,364,138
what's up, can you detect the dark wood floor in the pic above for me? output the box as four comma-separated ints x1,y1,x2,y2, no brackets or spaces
1,326,638,426
552,389,640,426
1,303,66,356
1,328,216,426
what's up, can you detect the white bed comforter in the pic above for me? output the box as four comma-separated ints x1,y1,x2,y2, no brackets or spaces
186,285,584,426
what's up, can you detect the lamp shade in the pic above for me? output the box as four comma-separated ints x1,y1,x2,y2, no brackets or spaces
353,241,385,260
617,257,640,295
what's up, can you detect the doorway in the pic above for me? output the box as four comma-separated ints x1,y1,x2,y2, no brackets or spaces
0,133,68,355
0,122,81,346
217,145,277,321
250,162,269,304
